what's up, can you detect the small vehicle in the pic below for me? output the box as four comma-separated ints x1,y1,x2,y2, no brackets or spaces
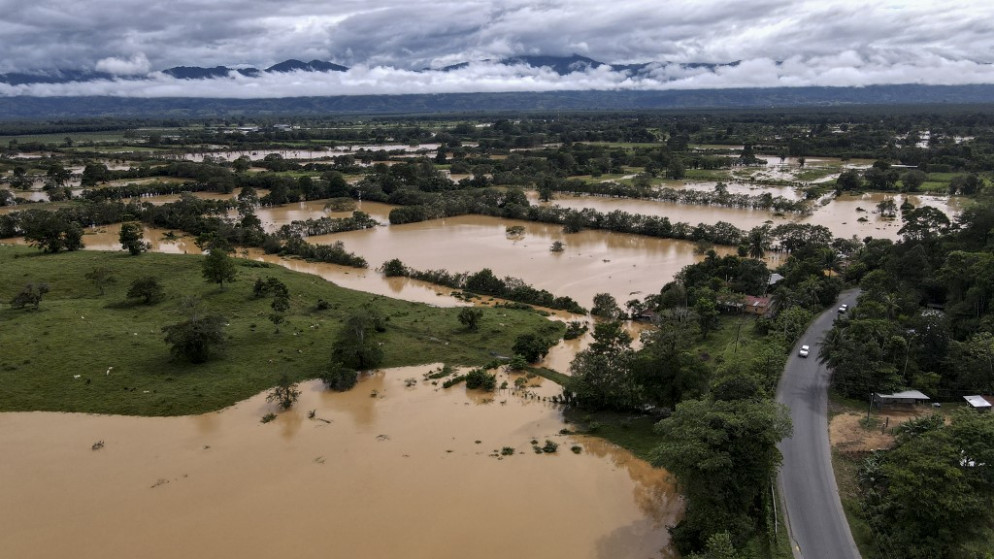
838,304,849,313
798,344,810,358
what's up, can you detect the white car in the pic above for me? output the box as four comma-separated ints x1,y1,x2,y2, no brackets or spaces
798,345,810,358
838,304,849,313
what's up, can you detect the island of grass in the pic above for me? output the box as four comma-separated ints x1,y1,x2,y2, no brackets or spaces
0,246,563,416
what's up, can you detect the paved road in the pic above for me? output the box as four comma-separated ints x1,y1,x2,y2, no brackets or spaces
776,289,862,559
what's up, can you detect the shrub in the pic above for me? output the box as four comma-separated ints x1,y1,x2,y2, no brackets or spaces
322,360,358,392
465,368,496,391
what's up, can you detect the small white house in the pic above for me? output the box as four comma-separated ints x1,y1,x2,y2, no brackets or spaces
964,395,992,412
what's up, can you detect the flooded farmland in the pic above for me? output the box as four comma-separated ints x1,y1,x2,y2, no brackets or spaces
0,368,680,559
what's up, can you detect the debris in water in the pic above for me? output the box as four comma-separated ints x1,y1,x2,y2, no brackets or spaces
91,440,104,451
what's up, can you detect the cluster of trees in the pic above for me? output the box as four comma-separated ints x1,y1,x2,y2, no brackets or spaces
275,211,377,238
821,196,994,399
837,161,987,194
857,412,994,558
380,259,585,314
547,177,808,214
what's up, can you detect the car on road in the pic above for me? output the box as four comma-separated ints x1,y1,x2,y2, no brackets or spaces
838,304,848,313
798,344,810,358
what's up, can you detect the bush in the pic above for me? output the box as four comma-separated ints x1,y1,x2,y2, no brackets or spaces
465,368,496,391
512,332,551,363
126,276,165,305
161,313,227,364
322,360,358,392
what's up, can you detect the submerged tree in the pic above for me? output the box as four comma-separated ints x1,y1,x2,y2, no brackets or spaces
266,374,301,410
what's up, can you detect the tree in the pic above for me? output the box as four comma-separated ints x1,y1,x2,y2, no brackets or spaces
458,307,483,331
162,313,227,363
653,398,792,554
331,308,385,370
118,222,147,255
836,169,863,192
84,267,115,296
591,292,622,319
322,360,358,391
562,211,585,234
266,374,301,410
19,210,84,253
876,198,898,218
45,163,70,188
80,163,109,187
202,246,237,289
746,226,769,259
899,206,950,243
127,276,165,305
512,332,550,363
900,169,926,192
860,412,994,558
694,294,720,339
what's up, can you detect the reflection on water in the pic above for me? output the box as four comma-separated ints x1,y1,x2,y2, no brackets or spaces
0,367,679,559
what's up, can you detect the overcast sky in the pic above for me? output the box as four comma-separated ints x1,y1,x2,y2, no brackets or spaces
2,0,994,97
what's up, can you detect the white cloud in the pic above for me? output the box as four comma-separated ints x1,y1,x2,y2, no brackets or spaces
4,53,994,99
2,0,994,95
95,53,150,75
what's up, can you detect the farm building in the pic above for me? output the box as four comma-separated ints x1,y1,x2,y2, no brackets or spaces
873,390,930,407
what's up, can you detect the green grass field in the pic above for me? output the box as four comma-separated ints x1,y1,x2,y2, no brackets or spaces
0,246,561,416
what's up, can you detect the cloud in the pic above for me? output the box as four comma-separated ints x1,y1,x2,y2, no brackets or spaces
4,53,994,99
2,0,994,96
95,53,151,75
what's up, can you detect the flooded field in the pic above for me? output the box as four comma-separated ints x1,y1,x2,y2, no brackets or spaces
536,190,963,241
0,367,680,559
314,214,725,310
180,143,446,163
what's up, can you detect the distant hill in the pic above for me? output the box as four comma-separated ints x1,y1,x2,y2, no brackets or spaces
3,85,994,120
0,69,118,86
436,54,739,76
1,55,741,85
265,59,349,73
1,59,352,85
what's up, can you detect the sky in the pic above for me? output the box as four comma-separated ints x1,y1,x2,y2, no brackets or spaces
2,0,994,97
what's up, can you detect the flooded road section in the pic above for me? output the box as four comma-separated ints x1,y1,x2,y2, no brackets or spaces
0,367,680,559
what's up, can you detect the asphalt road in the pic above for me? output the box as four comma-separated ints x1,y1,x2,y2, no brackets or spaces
776,289,862,559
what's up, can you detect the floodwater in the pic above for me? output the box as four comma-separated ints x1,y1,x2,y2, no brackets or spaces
311,214,726,310
181,144,445,163
0,368,680,559
536,190,963,241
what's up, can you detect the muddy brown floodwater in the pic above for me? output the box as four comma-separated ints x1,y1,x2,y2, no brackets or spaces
0,367,680,559
533,189,963,241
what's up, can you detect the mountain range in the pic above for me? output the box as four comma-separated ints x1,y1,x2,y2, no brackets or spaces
0,55,729,84
3,85,994,120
